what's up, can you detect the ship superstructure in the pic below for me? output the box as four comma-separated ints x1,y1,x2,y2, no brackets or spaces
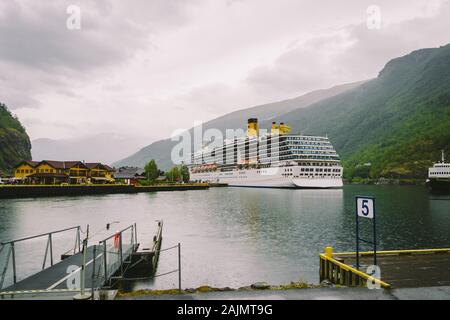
426,150,450,194
189,118,343,188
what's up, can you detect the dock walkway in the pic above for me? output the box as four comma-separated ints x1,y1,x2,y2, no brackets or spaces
4,246,98,292
2,243,135,294
0,221,166,299
320,247,450,289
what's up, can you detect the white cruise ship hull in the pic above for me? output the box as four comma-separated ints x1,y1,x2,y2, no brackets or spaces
291,178,343,189
190,167,343,189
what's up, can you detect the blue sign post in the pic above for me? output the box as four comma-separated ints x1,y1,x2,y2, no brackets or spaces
355,196,377,270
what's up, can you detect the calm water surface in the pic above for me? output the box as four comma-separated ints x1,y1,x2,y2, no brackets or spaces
0,185,449,290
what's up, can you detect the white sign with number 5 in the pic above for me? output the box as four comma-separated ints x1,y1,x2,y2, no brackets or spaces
357,197,374,219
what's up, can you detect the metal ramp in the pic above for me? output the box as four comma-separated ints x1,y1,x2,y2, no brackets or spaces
0,224,141,299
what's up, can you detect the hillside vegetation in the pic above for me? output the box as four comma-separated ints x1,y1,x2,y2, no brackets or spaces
0,103,32,174
266,44,450,179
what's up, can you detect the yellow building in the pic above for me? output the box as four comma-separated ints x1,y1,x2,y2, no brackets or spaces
13,161,40,179
86,163,115,184
13,160,115,185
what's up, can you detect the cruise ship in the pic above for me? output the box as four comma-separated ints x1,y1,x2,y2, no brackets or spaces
426,150,450,194
189,119,343,188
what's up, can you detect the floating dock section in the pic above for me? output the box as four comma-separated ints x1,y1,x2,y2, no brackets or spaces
124,221,163,280
320,246,450,289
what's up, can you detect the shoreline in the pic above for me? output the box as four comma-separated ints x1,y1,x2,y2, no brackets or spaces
344,178,425,186
116,283,450,301
0,183,209,199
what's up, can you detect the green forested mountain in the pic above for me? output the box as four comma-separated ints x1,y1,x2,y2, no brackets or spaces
265,44,450,178
0,103,32,174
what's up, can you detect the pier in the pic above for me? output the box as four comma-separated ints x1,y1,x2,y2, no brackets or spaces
0,183,209,199
320,247,450,289
0,221,163,299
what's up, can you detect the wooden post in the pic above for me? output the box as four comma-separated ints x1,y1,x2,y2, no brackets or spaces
319,258,323,282
178,243,181,293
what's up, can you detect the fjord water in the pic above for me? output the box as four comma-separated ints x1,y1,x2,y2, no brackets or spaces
0,186,449,290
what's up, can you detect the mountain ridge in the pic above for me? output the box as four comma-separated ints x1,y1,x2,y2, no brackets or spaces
32,133,148,165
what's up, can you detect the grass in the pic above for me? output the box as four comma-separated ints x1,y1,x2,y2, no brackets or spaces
117,282,321,298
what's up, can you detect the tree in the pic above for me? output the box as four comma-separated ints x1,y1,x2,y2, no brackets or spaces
165,166,181,182
180,165,190,183
144,159,159,182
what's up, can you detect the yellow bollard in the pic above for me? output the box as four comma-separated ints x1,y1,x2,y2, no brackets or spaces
325,246,333,258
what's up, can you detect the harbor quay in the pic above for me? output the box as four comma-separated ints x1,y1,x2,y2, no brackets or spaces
0,183,210,199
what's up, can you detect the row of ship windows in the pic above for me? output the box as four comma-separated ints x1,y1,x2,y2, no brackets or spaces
287,142,331,147
288,146,334,150
194,155,340,164
281,156,340,160
195,149,338,159
286,137,327,142
194,144,334,156
196,143,332,155
197,151,339,158
196,149,337,156
281,173,341,177
301,168,341,172
430,172,450,175
192,161,342,167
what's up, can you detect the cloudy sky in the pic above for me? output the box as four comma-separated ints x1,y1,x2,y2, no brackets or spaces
2,0,450,150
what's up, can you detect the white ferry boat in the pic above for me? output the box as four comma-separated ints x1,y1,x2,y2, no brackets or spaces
189,119,343,188
426,150,450,194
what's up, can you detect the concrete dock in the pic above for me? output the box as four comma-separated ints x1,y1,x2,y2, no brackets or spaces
320,247,450,289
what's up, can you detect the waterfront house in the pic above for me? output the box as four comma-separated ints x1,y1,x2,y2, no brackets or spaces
31,161,88,185
13,160,115,185
114,167,145,185
13,161,40,181
85,163,115,184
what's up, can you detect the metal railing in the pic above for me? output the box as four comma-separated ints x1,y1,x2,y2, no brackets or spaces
120,242,182,293
319,247,391,289
84,224,137,298
98,221,182,293
0,225,81,290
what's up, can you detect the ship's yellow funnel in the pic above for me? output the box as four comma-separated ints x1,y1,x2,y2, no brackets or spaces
271,122,279,135
247,118,259,138
279,122,291,135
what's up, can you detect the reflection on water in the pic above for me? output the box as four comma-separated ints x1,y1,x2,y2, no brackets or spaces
0,186,449,290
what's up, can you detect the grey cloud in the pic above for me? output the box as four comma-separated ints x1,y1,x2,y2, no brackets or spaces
55,89,80,98
0,0,202,110
2,0,449,140
338,2,450,78
0,1,146,72
0,0,202,72
246,1,450,98
1,90,41,110
246,34,347,97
